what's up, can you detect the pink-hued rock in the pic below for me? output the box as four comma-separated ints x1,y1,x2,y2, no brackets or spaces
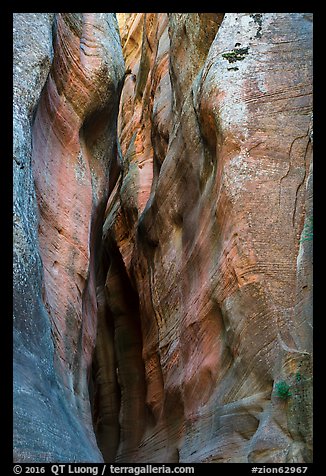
93,14,173,461
117,13,172,219
31,12,124,453
13,13,124,463
14,12,312,464
98,13,312,463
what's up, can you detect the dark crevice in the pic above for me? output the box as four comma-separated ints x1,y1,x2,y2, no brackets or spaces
90,277,121,462
77,106,126,461
90,236,146,462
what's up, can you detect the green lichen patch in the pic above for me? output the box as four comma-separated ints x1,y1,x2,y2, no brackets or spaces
222,47,249,64
274,380,292,400
300,216,313,243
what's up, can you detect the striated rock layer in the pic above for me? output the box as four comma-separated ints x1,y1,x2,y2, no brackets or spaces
14,12,313,464
13,13,124,462
97,13,313,463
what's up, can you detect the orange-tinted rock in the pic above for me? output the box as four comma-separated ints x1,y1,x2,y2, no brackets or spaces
13,13,122,463
99,13,313,463
14,13,124,462
14,12,313,464
32,13,124,406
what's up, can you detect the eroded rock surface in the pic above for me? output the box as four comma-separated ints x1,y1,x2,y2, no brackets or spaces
13,13,124,462
98,13,313,463
14,12,313,464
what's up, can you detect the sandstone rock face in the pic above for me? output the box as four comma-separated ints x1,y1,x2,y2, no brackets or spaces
98,13,313,463
14,12,313,464
32,11,124,417
13,13,124,462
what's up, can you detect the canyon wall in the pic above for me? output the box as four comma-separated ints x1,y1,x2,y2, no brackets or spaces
13,13,124,462
97,12,313,463
13,13,313,463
